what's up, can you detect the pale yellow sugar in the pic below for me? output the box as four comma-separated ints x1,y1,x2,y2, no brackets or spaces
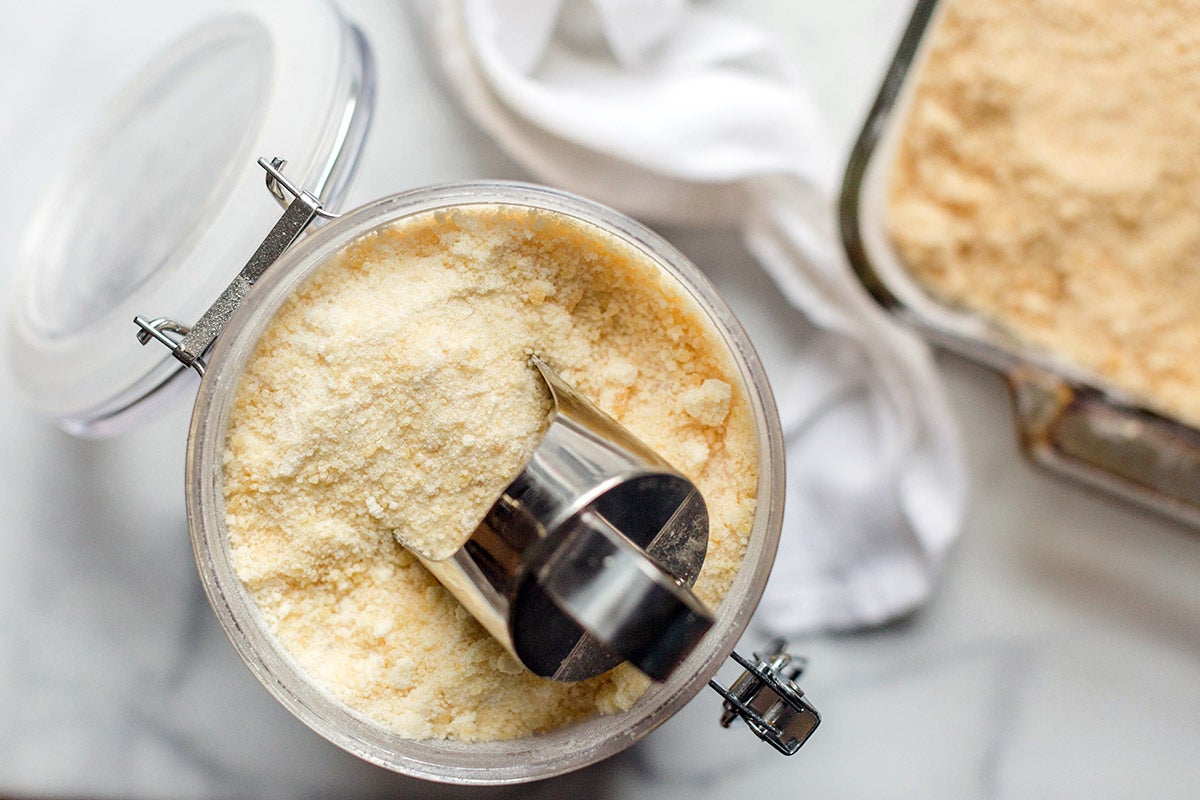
681,379,733,427
223,204,759,741
888,0,1200,426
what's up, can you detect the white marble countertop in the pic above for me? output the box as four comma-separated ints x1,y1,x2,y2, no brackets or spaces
3,1,1200,797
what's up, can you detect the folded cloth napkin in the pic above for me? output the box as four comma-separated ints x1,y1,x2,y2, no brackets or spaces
422,0,967,631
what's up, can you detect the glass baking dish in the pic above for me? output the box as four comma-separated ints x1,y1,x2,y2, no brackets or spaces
840,0,1200,526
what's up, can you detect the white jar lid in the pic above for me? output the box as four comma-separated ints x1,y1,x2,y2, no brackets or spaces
6,0,374,435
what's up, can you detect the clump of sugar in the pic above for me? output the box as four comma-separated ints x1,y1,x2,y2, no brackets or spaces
889,0,1200,427
223,204,759,742
681,379,733,427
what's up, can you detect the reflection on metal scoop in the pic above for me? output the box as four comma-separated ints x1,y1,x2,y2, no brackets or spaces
421,356,713,682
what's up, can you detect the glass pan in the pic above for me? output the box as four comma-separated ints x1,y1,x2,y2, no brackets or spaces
839,0,1200,527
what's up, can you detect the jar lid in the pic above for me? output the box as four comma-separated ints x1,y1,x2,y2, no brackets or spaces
6,0,374,435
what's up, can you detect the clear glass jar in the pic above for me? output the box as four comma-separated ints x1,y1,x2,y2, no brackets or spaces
186,182,787,783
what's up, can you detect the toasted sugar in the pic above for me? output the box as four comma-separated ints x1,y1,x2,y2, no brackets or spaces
223,204,759,741
889,0,1200,426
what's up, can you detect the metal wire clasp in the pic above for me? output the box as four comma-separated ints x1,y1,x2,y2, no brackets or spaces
710,638,820,755
133,157,335,375
262,157,340,220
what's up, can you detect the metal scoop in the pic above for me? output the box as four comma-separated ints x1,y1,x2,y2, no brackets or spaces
421,356,714,682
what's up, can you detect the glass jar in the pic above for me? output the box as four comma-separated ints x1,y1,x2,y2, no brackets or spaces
188,182,788,782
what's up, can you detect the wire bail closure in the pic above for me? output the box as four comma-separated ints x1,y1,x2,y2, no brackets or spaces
134,157,334,376
710,638,821,755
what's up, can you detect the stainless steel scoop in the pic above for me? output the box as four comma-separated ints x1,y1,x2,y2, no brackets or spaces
421,356,714,682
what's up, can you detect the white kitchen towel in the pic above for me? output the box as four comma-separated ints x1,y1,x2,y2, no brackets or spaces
422,0,967,631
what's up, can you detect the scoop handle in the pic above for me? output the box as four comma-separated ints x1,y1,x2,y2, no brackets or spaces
533,509,714,682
